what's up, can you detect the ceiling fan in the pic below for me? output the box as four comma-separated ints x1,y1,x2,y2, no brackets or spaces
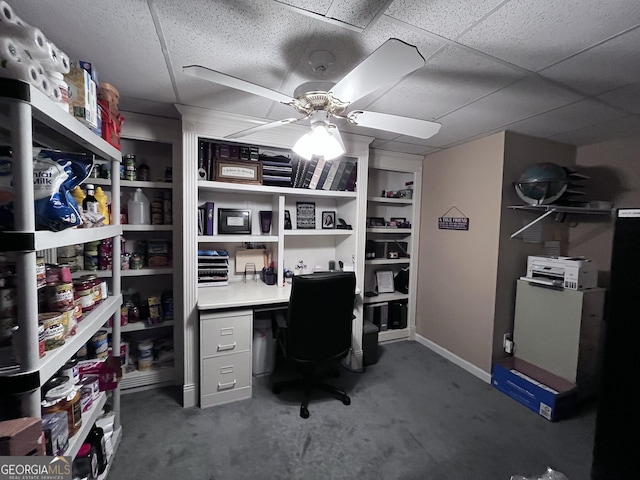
183,38,441,160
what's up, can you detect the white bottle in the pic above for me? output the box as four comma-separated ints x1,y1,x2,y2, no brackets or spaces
127,188,150,225
48,71,69,112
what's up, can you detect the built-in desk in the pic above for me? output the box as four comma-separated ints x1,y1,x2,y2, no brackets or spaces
197,282,291,311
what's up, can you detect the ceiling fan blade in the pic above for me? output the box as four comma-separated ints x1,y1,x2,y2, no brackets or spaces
183,65,295,105
224,117,304,140
329,38,425,105
347,110,441,139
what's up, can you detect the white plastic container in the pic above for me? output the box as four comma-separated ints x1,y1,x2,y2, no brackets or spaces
252,316,276,376
137,340,153,371
127,188,150,225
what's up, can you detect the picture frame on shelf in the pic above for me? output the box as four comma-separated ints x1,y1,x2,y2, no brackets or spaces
284,210,292,230
367,217,385,227
218,208,252,234
376,270,396,294
322,211,336,229
390,217,407,228
296,202,316,229
215,159,262,185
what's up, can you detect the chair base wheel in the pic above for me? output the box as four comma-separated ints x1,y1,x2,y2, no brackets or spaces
342,396,351,406
300,406,310,419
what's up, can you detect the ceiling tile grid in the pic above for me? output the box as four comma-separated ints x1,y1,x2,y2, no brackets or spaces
12,0,175,103
597,82,640,115
456,0,640,72
550,115,640,146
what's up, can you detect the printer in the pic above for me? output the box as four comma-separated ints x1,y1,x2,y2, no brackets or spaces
521,255,598,290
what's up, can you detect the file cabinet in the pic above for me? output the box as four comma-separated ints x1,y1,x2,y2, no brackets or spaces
200,309,253,407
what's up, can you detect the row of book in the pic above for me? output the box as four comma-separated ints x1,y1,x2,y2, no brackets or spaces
198,249,229,287
290,156,357,191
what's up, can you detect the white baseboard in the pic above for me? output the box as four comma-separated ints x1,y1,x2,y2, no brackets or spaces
414,334,491,384
183,383,197,408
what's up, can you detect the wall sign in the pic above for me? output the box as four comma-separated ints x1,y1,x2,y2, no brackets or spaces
438,206,469,231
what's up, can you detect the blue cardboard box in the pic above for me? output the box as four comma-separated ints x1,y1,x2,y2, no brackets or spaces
492,357,577,422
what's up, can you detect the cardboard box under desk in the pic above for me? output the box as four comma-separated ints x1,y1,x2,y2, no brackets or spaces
492,357,577,422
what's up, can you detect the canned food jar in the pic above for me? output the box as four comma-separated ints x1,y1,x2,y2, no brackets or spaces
46,282,74,312
124,154,136,181
60,359,80,385
80,274,101,306
91,330,108,358
42,383,82,437
130,252,142,270
38,312,66,351
80,374,100,401
138,340,154,370
38,324,45,357
137,163,150,181
36,257,46,288
73,279,95,312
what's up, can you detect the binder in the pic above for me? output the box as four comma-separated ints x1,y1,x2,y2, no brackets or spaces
322,160,341,190
336,161,355,191
329,160,347,190
316,160,333,189
308,157,326,189
205,202,214,235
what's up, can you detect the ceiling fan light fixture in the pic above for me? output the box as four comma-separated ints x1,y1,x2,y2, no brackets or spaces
292,121,345,161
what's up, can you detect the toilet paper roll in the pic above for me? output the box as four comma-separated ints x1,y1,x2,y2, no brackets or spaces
39,74,51,95
0,1,18,25
0,59,40,86
48,42,69,74
0,36,21,62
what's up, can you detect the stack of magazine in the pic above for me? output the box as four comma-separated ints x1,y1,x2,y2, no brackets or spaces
198,249,229,287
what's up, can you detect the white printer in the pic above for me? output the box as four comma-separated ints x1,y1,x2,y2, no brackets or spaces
521,255,598,290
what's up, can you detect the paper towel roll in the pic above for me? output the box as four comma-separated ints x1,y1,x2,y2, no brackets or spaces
0,1,18,25
0,23,50,63
0,59,40,86
0,36,21,62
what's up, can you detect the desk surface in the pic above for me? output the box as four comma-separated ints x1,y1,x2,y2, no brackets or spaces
198,282,292,310
198,280,361,311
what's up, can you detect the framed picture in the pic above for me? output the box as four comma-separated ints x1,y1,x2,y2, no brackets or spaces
218,208,251,234
376,270,395,294
322,211,336,229
296,202,316,229
284,210,292,230
389,217,407,227
215,159,262,185
367,217,385,227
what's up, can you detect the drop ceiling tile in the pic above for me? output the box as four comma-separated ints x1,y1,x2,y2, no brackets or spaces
119,97,180,119
328,0,390,30
372,141,440,156
385,0,506,39
155,0,314,115
540,27,640,95
550,115,640,146
598,82,640,114
422,76,584,147
365,45,526,120
13,0,175,103
458,0,640,71
504,99,627,138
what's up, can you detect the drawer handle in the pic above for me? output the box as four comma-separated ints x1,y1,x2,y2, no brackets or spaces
218,342,237,351
218,380,236,391
220,327,234,336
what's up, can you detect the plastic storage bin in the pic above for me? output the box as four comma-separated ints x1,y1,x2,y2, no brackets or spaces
363,320,380,367
252,313,276,376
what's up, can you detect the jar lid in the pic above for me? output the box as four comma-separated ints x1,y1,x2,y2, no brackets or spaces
45,381,74,400
42,375,70,395
138,340,153,350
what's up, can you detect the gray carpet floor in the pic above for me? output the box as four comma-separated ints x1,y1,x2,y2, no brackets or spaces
109,341,596,480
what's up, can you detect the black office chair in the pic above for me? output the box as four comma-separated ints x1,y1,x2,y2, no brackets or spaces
272,271,356,419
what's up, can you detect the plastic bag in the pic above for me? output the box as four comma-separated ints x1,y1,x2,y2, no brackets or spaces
511,467,569,480
0,147,93,231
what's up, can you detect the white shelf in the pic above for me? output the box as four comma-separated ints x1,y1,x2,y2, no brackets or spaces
284,229,354,236
0,225,122,253
65,391,107,458
365,258,411,265
90,178,173,189
72,267,173,279
122,224,173,232
38,295,122,383
198,234,278,243
198,180,357,198
379,328,411,343
108,320,174,333
366,228,412,234
0,79,121,163
363,292,409,304
367,196,413,205
120,365,177,390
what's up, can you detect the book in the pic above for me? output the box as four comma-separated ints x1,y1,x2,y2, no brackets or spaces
291,157,303,188
344,163,357,191
329,160,348,190
322,160,341,190
307,157,326,189
316,160,333,189
205,201,214,235
295,158,310,188
336,161,355,191
301,157,318,189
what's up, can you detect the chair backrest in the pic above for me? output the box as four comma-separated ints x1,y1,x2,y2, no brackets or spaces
286,271,356,363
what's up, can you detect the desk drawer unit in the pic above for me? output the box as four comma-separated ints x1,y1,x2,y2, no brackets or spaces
200,309,253,408
201,352,252,408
